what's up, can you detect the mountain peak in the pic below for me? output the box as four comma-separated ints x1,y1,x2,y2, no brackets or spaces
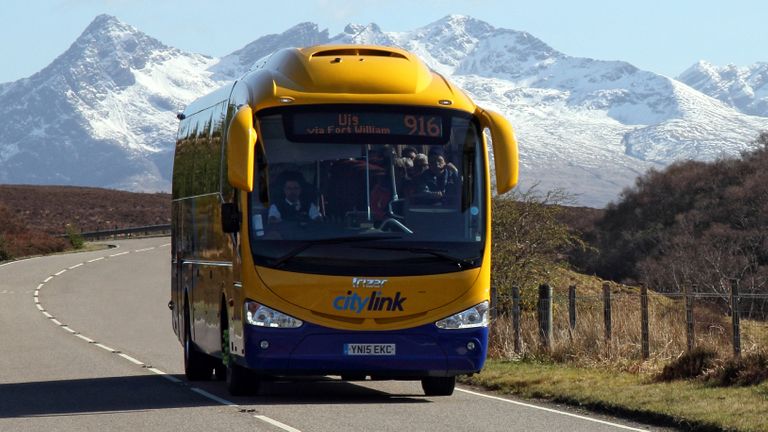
679,60,768,117
78,14,144,44
89,13,123,28
424,14,496,35
332,22,395,46
212,22,330,79
343,22,382,36
75,14,167,51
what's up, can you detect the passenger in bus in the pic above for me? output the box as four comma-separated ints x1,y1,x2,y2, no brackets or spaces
400,153,429,198
413,151,459,205
268,172,321,223
401,146,417,161
393,155,412,189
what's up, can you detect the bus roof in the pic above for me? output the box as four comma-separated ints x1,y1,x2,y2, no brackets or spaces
234,45,478,113
181,82,233,117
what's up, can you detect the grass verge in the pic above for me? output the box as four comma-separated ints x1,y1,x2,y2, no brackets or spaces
459,359,768,432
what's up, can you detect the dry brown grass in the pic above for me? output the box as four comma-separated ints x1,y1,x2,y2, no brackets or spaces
0,184,170,260
0,184,170,235
490,268,768,374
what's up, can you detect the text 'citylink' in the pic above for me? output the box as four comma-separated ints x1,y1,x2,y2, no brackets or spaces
333,278,405,313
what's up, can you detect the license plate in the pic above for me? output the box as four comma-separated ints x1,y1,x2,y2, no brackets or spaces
343,343,396,356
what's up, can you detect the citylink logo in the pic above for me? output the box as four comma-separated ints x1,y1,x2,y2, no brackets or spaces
332,278,406,313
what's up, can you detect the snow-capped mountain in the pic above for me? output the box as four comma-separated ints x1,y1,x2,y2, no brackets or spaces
211,22,332,80
678,60,768,117
0,15,219,191
1,14,766,207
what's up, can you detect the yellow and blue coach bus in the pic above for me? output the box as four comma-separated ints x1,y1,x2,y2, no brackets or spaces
170,45,518,396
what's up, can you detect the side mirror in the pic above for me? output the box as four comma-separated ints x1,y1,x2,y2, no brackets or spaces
227,105,257,192
476,108,519,195
221,203,241,233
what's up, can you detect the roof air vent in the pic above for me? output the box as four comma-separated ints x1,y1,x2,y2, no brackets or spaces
311,48,407,60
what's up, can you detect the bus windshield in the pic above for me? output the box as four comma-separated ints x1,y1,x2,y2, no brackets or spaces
247,105,486,276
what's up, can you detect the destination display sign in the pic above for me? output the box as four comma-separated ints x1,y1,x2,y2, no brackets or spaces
290,111,445,140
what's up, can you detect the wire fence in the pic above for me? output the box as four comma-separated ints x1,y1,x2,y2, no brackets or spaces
490,281,768,363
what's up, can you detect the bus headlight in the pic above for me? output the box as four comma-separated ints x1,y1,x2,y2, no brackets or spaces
245,301,303,328
435,301,489,329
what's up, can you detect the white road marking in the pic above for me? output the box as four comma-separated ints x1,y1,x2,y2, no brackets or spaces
117,353,145,366
254,415,304,432
24,238,309,432
95,343,118,353
147,368,183,384
75,334,95,343
190,387,237,406
456,388,647,431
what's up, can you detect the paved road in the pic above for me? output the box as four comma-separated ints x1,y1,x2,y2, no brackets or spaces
0,238,668,431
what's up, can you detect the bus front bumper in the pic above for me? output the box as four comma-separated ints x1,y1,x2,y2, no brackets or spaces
239,321,488,378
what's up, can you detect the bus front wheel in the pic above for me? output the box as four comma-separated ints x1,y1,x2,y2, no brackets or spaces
421,376,455,396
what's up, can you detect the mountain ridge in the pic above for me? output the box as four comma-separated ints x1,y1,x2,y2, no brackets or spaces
0,14,766,207
678,60,768,117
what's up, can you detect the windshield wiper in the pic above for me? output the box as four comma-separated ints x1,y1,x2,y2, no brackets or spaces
352,245,479,269
271,234,402,268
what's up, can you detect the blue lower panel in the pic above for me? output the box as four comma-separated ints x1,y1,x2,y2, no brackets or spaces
242,321,488,377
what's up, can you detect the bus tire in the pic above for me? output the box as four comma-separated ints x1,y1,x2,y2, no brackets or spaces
214,363,226,381
421,376,455,396
184,301,213,381
226,359,256,396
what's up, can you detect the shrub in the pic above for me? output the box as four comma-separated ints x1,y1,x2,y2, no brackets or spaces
492,187,587,305
66,225,84,250
0,234,10,261
711,352,768,387
656,348,718,382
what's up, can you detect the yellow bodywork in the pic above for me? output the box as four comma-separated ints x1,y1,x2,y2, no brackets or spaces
476,108,519,194
226,105,257,192
223,44,515,331
230,45,477,113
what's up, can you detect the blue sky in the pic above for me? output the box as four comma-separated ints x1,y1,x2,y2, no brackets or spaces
1,0,766,83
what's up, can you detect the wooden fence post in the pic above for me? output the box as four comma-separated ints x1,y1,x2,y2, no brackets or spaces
512,286,521,354
602,282,612,343
568,285,577,331
640,283,650,360
538,284,553,351
730,279,741,357
685,283,695,352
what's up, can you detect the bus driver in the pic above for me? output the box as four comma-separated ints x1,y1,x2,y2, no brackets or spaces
268,172,321,223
